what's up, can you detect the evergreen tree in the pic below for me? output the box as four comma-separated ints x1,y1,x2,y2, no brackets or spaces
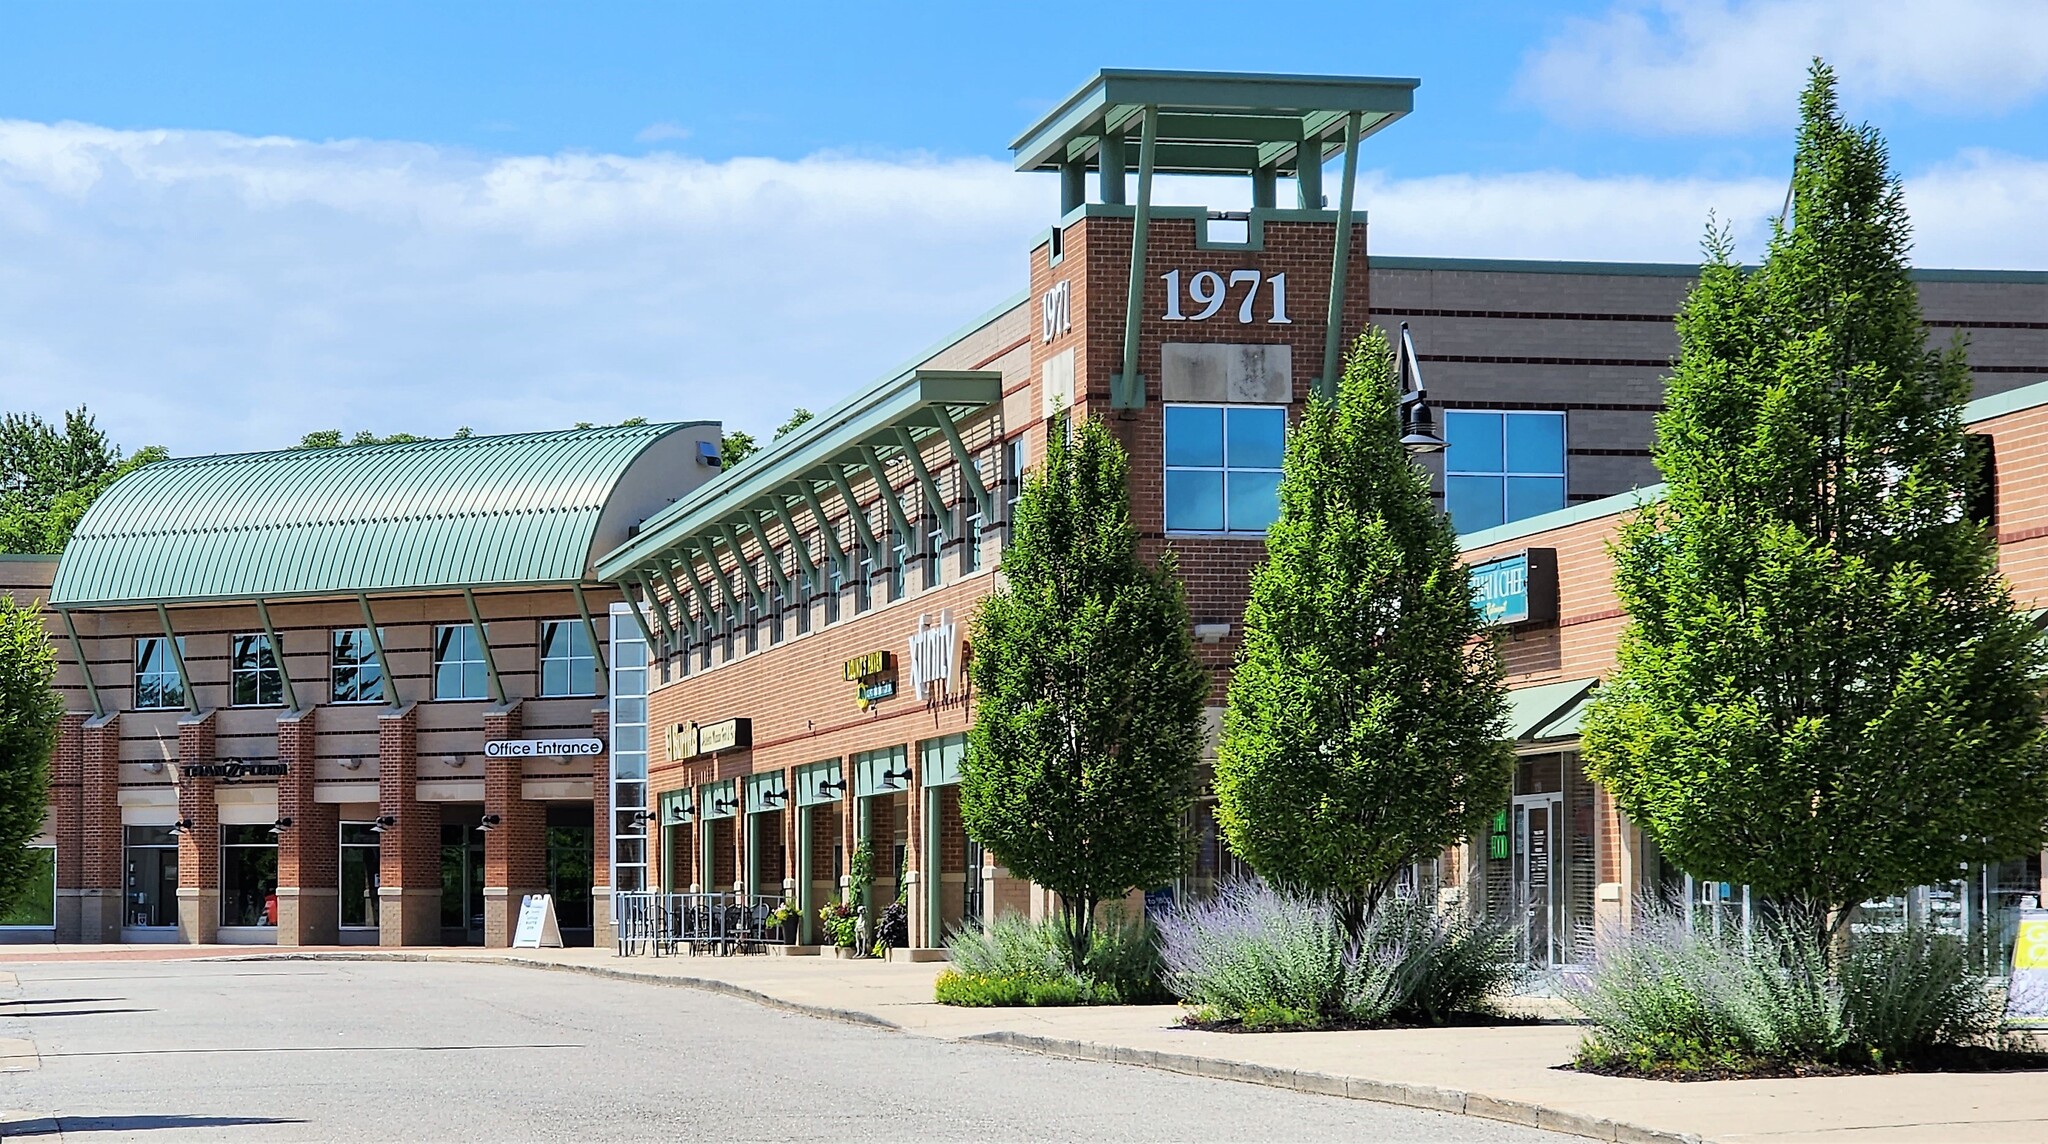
1581,63,2048,942
963,417,1206,967
0,598,59,920
1217,327,1512,940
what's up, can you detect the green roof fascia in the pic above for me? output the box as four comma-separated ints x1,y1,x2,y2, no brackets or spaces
1012,68,1417,174
0,553,59,562
1504,677,1598,742
1371,255,2048,284
596,370,1002,582
1458,485,1666,554
1963,377,2048,424
52,423,701,609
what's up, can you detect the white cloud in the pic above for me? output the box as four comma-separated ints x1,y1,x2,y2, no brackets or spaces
1519,0,2048,134
634,122,692,144
0,120,2041,457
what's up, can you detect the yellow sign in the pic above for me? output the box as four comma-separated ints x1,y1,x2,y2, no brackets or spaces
844,650,892,681
2016,917,2048,970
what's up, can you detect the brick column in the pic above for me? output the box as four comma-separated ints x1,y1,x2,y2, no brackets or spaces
50,713,84,942
590,706,615,949
174,712,218,944
276,708,337,946
908,753,930,949
377,705,441,945
77,713,124,942
483,703,545,947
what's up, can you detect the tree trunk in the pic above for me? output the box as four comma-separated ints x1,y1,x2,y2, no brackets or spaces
1060,896,1097,975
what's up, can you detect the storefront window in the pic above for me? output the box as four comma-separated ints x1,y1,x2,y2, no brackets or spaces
609,605,650,894
539,620,597,697
433,624,489,700
340,822,380,928
134,637,186,710
1164,404,1285,533
1445,411,1567,533
230,633,285,707
220,824,278,928
124,826,179,928
0,846,55,928
331,627,385,704
547,809,594,933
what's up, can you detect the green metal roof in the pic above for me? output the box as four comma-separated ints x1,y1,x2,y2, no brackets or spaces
596,368,1001,587
52,423,704,608
1011,68,1416,177
1373,255,2048,283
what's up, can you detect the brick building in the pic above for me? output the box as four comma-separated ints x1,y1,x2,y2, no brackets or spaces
9,68,2046,957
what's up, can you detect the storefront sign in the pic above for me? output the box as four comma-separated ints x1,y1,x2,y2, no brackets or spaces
2009,909,2048,1028
483,739,605,759
844,650,892,681
907,610,958,702
860,680,896,703
665,718,752,760
179,759,287,783
1471,549,1558,626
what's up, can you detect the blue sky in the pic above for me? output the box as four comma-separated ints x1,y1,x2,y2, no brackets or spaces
1,0,2045,455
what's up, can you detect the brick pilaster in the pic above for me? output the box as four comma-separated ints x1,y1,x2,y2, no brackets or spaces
483,703,545,947
50,713,85,941
591,706,615,948
174,711,218,944
77,714,124,941
377,704,440,945
276,708,337,946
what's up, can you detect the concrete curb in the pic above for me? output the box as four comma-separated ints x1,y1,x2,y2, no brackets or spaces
963,1031,1704,1144
224,951,1700,1144
229,952,901,1032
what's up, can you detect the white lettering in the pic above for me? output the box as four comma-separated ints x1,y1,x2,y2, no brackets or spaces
1159,268,1289,324
907,610,958,702
1041,280,1071,343
483,738,605,759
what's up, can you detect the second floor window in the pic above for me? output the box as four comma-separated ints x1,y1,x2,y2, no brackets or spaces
433,624,489,701
1003,437,1027,546
134,637,185,710
1164,404,1285,534
331,627,384,704
538,620,596,697
231,633,285,707
921,512,943,591
1444,410,1567,533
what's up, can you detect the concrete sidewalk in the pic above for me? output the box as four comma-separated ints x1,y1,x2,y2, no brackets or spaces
11,944,2046,1143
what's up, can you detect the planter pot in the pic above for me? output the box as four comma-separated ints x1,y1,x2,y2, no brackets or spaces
771,944,823,957
831,945,860,959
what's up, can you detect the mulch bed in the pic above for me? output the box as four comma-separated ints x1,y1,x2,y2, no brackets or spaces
1566,1043,2048,1081
1180,1011,1551,1034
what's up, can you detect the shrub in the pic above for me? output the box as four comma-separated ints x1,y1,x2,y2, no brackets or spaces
936,911,1165,1006
1569,899,2003,1074
1376,898,1522,1025
1154,881,1402,1025
816,900,859,948
874,895,908,954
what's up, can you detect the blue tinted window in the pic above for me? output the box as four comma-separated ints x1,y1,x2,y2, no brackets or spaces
1164,406,1223,467
1165,470,1225,531
1225,407,1286,469
1444,411,1566,532
1445,412,1503,473
1165,404,1286,533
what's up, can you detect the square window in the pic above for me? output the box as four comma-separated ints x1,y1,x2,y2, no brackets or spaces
1165,470,1225,532
1446,475,1506,532
1506,475,1567,521
1225,407,1287,469
539,620,596,697
1164,406,1225,467
231,633,283,707
1226,470,1284,532
1445,411,1504,474
134,637,186,711
1165,404,1286,534
434,624,490,701
1506,415,1565,474
1444,411,1567,532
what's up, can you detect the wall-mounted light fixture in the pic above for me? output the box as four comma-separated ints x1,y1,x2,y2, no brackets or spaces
667,805,694,825
339,758,365,771
477,814,502,834
1193,622,1231,645
371,815,397,834
140,760,165,775
879,765,914,791
1395,322,1447,455
762,789,789,806
713,797,738,814
446,755,467,769
629,809,654,826
169,818,194,836
817,777,847,797
268,817,293,835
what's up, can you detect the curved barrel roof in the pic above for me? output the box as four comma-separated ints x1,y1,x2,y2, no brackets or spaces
52,423,705,608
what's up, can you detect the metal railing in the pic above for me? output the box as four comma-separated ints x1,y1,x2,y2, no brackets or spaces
614,892,795,957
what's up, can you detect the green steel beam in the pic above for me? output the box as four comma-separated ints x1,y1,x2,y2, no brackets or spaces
571,582,609,691
462,587,507,706
1319,110,1363,400
1153,111,1306,144
671,545,722,639
253,598,299,712
693,536,745,618
858,446,914,549
741,509,792,595
1252,164,1277,208
154,602,198,715
1297,145,1322,208
713,523,767,609
931,406,992,518
893,428,953,540
767,497,821,587
1059,157,1085,213
1108,140,1270,174
797,482,852,580
1100,126,1125,204
827,467,882,559
56,608,103,719
630,574,673,664
357,594,402,708
650,561,698,644
1115,105,1159,409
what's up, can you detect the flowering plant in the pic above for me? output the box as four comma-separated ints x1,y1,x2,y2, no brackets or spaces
817,900,860,947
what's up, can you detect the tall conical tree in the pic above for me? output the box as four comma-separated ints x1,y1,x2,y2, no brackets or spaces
1581,62,2048,942
963,416,1207,968
0,597,58,920
1217,327,1513,940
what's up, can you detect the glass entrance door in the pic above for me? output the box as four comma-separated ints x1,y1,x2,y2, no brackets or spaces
439,823,484,945
1515,794,1565,969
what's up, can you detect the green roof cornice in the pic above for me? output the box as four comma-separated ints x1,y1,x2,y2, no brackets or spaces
52,423,711,608
1012,68,1417,176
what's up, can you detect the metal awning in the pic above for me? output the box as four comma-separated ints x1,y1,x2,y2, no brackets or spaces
1504,678,1599,743
593,369,1002,649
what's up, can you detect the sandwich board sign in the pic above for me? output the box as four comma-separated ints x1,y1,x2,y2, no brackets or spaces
2008,908,2048,1028
512,893,563,949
